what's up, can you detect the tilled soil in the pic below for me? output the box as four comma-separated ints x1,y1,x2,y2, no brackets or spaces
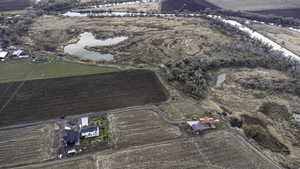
0,70,168,127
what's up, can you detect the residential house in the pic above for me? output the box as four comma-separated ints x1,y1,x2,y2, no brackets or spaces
0,51,8,59
81,125,100,138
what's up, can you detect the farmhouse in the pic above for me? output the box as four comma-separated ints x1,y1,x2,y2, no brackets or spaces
0,51,8,59
81,126,100,138
186,121,210,134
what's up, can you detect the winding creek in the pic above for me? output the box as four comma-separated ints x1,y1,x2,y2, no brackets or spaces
64,32,128,61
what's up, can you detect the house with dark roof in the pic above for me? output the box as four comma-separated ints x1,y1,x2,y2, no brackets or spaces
63,129,80,147
81,125,100,138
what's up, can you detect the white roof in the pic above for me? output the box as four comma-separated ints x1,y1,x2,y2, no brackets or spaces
0,51,8,58
186,121,199,127
81,117,89,127
12,49,23,56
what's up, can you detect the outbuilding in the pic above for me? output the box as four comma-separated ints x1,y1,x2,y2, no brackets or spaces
81,126,100,138
0,51,8,59
63,129,80,147
293,112,300,122
12,49,23,57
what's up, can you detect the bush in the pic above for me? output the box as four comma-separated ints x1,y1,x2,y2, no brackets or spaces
244,125,290,154
258,102,289,120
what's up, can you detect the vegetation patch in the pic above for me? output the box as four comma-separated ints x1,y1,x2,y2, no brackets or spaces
243,125,290,154
258,102,290,121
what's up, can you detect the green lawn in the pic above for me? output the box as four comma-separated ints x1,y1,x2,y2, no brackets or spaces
0,60,119,83
0,10,26,16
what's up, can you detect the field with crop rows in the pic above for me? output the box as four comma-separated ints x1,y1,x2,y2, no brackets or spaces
0,124,57,168
97,130,279,169
0,70,168,127
109,109,181,148
0,0,31,11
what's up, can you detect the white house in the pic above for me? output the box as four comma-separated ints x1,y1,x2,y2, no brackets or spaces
0,51,8,59
293,112,300,122
81,126,99,138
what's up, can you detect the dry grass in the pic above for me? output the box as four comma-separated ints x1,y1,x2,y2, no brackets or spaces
251,23,300,56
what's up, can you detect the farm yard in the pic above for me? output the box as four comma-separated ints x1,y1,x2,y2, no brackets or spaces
0,70,168,127
0,0,32,11
0,124,58,169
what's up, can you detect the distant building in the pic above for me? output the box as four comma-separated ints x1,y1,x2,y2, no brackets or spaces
12,49,23,57
293,112,300,122
81,126,100,138
0,51,8,59
81,117,89,127
32,56,48,62
186,121,210,134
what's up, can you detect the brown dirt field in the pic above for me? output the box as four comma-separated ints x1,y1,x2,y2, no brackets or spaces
108,109,182,149
0,0,31,11
0,70,167,127
19,156,96,169
0,124,59,168
13,108,281,169
250,23,300,57
96,131,279,169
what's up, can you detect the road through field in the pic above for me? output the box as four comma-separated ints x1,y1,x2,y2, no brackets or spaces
0,105,185,130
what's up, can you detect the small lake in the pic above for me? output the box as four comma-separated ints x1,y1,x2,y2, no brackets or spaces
64,32,128,61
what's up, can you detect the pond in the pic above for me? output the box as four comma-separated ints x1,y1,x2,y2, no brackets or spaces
64,32,128,61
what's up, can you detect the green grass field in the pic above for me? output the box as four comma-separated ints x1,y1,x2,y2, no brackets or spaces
0,10,26,16
0,60,119,83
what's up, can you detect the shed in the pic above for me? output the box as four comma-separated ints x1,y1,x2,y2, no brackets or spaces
0,51,8,59
32,56,48,62
81,117,89,127
63,130,80,147
293,112,300,122
12,49,23,56
81,126,99,138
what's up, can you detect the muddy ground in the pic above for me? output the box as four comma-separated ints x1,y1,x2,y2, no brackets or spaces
0,124,59,169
